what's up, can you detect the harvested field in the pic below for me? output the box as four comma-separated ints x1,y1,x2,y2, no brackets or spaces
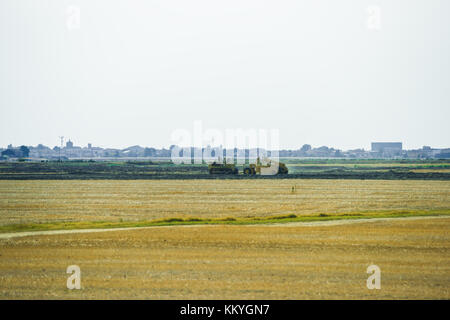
0,179,449,226
0,217,449,299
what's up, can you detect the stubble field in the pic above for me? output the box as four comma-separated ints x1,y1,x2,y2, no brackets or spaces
0,179,449,226
0,179,449,299
0,217,449,299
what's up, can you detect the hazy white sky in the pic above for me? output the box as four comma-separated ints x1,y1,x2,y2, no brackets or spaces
1,0,449,150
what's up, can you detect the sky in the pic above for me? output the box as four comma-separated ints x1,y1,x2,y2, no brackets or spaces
1,0,449,151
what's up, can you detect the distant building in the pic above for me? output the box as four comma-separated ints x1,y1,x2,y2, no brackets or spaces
66,140,74,148
88,143,92,149
371,142,402,155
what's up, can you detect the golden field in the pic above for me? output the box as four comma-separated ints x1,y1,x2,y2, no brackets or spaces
0,217,449,299
0,179,449,225
0,179,448,299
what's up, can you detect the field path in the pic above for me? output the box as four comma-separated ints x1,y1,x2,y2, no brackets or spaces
1,215,448,240
267,215,450,227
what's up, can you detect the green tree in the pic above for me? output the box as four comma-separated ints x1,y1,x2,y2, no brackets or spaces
19,146,30,157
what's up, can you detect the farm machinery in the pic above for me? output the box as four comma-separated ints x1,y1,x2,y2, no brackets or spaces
208,157,288,175
208,161,239,174
242,157,288,175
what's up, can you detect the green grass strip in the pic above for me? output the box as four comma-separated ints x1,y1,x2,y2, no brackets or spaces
0,209,449,234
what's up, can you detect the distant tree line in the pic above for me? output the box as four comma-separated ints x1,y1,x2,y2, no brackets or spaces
1,146,30,158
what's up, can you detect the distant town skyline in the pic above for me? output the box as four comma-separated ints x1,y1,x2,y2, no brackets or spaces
1,138,449,152
2,139,450,161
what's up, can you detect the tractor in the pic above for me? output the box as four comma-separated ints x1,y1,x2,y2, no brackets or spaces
208,161,239,174
243,157,288,175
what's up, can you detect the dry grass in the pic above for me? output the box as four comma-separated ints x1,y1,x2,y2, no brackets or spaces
0,180,449,226
0,217,448,299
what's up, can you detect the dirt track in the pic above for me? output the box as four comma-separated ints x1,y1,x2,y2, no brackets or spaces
0,215,448,240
